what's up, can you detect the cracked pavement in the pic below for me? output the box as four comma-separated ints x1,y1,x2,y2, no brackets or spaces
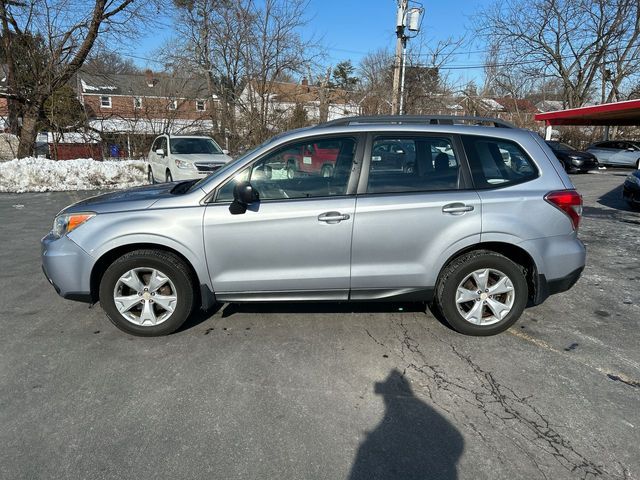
0,169,638,479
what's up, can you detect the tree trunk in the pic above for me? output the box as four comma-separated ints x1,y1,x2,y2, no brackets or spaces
17,106,41,158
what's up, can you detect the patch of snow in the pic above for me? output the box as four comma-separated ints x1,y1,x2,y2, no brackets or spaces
479,98,505,111
81,79,117,92
0,157,147,193
47,131,101,143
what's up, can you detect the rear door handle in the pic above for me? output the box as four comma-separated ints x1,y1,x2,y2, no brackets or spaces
318,211,350,223
442,203,474,214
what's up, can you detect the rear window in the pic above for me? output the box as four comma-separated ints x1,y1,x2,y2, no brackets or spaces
462,136,538,189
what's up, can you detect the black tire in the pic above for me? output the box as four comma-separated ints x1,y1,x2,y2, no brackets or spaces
166,170,173,183
636,159,640,170
435,250,528,336
99,249,196,336
148,167,156,184
321,164,334,178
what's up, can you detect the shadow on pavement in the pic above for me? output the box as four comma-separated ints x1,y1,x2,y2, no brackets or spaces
176,303,224,332
220,301,428,318
348,369,464,480
595,183,636,213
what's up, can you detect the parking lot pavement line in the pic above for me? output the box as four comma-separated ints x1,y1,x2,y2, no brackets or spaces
509,329,640,389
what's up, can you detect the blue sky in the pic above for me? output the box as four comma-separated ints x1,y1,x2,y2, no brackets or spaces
133,0,491,83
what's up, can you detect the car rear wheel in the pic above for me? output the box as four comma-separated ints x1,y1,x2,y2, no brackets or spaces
99,249,196,336
435,250,528,336
166,170,173,182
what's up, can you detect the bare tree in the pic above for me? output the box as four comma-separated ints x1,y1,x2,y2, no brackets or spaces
358,48,394,115
0,0,157,157
477,0,640,108
241,0,317,144
170,0,316,149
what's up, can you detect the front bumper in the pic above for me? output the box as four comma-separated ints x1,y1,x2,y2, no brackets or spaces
41,233,94,303
567,158,598,173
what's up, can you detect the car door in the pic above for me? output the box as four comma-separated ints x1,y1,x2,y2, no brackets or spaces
148,137,160,178
203,134,363,300
156,136,169,176
350,133,481,299
588,142,615,165
613,142,640,167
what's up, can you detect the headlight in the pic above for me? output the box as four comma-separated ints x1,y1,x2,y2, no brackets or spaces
175,159,195,169
52,212,95,238
627,174,640,186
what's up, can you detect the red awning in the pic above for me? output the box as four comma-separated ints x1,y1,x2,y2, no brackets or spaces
535,99,640,126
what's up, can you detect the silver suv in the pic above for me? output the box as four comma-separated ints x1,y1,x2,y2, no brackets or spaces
42,116,586,337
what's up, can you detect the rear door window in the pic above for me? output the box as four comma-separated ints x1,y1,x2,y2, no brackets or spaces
366,136,461,194
462,136,538,188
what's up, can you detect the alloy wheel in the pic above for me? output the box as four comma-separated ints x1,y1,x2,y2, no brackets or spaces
455,268,515,326
113,267,177,326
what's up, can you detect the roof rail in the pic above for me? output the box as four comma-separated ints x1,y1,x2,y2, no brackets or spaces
317,115,516,129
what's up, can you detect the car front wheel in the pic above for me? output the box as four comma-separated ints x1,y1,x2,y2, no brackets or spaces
435,250,528,336
166,170,173,182
99,249,196,336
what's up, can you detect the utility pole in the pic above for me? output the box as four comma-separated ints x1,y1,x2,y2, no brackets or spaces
391,0,408,115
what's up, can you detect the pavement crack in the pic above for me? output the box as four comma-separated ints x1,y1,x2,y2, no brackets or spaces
364,319,611,479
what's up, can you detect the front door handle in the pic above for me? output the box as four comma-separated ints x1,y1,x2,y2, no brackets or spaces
442,203,474,214
318,211,350,223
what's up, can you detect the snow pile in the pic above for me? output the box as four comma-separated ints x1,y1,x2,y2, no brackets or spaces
0,157,147,193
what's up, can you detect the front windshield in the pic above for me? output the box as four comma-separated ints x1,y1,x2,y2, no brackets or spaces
170,137,222,155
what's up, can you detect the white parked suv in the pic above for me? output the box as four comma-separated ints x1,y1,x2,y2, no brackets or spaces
147,135,232,183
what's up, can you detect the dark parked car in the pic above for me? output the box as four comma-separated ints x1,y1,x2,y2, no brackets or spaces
623,170,640,210
545,141,599,173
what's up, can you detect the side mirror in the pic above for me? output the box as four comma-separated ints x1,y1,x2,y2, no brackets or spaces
230,181,259,214
222,149,230,155
155,148,165,157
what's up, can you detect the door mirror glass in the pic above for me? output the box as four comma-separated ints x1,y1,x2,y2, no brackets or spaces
222,149,230,155
233,181,260,205
155,148,165,157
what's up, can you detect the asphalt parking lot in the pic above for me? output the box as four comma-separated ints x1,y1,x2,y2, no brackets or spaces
1,169,639,480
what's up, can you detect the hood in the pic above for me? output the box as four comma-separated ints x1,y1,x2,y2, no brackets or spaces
61,182,179,215
172,153,232,164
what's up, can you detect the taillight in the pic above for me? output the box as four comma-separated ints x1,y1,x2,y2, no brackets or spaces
545,190,583,230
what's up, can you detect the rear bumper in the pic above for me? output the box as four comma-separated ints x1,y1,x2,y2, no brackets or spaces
534,266,584,305
520,234,586,305
41,233,94,303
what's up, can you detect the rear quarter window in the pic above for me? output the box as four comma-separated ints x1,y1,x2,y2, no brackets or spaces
462,135,538,189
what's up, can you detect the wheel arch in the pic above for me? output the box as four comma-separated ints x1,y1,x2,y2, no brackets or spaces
90,242,215,310
436,242,540,304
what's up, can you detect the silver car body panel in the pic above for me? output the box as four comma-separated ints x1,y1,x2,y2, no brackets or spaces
42,121,586,307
